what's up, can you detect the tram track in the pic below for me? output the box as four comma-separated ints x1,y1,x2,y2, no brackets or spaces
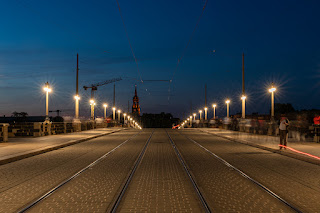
166,129,212,213
177,130,303,213
16,131,143,213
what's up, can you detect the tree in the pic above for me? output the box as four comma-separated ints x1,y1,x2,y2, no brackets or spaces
275,103,295,114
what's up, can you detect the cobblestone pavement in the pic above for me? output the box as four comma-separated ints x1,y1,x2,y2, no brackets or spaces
1,128,319,213
117,129,204,212
169,129,295,213
176,129,320,213
0,129,141,213
27,130,152,213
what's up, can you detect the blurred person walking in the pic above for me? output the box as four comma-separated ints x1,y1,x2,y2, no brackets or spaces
279,114,290,149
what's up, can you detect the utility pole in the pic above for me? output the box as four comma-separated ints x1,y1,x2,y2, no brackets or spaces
241,53,246,119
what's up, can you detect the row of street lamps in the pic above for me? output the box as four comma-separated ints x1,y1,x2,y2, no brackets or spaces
180,83,277,126
43,82,142,129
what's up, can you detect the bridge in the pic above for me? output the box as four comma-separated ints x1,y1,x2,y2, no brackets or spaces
0,127,319,212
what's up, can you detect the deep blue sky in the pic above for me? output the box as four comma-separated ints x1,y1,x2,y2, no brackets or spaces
0,0,320,119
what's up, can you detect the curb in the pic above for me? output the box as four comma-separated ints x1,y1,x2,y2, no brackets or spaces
0,129,125,166
198,129,320,166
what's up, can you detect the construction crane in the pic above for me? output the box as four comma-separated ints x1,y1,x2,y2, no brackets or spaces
83,77,122,99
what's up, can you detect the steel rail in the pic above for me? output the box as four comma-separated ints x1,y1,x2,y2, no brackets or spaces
109,130,154,213
166,130,212,213
17,131,142,213
180,132,303,213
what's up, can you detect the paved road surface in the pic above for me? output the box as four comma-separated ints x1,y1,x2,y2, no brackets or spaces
0,128,319,212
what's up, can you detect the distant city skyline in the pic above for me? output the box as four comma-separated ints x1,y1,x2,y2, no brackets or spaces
1,0,320,119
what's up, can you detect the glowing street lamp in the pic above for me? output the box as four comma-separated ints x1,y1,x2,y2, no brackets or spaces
269,83,276,119
90,99,95,120
118,110,121,122
204,107,208,121
74,95,80,120
241,95,246,119
193,113,196,120
225,99,230,118
103,104,108,119
199,110,203,120
190,115,192,126
43,82,52,122
212,104,217,119
124,113,127,122
112,107,116,120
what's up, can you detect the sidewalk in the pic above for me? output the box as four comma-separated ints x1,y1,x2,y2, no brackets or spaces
0,128,125,165
199,128,320,166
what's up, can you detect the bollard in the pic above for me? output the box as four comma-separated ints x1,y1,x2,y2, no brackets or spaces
1,123,9,142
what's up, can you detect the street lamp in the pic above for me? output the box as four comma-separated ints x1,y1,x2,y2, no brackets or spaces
212,104,217,119
90,99,95,120
74,95,80,121
193,113,196,120
241,95,246,119
269,83,276,119
43,82,52,122
204,107,208,121
189,116,192,126
112,107,116,120
124,113,127,122
103,104,108,119
118,110,121,122
225,99,230,118
199,110,203,120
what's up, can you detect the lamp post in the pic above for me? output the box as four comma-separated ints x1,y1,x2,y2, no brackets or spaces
241,95,246,119
118,110,121,122
204,107,208,121
199,110,203,120
43,82,52,122
103,104,108,119
193,113,196,120
124,113,127,122
190,116,192,126
269,83,276,119
225,99,230,118
112,107,116,120
90,99,95,120
187,118,190,127
74,95,80,120
212,104,217,119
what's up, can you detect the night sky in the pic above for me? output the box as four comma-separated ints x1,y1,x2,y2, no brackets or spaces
1,0,320,119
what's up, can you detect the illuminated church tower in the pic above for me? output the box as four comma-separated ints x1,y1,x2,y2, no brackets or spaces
132,85,140,115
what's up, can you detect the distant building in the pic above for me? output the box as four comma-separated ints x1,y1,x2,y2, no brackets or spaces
132,85,140,115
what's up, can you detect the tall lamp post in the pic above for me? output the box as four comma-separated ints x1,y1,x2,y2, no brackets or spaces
204,107,208,121
190,116,192,126
193,113,196,120
90,99,95,120
225,99,230,118
199,110,203,120
241,95,246,119
212,104,217,119
103,104,108,119
43,82,52,122
124,113,127,122
269,83,276,119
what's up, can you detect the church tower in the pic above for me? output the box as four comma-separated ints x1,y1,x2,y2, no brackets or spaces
132,85,140,115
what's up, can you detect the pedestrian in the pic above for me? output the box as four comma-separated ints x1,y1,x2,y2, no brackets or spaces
279,114,290,149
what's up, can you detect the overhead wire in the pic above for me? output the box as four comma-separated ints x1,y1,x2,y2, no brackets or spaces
115,0,143,84
168,0,209,101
